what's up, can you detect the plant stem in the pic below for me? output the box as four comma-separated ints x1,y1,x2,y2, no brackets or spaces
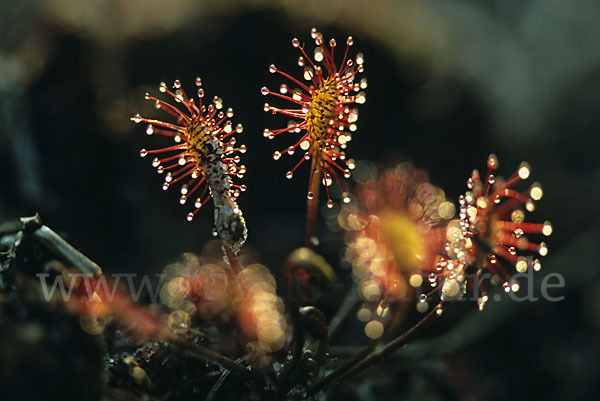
284,284,305,387
170,338,256,379
285,154,323,382
204,369,231,401
223,244,242,276
204,356,246,401
305,154,322,249
310,302,446,394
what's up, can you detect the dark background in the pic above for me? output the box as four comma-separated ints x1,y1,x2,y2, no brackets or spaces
1,1,599,400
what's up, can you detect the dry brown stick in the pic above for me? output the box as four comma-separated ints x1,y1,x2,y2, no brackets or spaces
0,214,41,234
32,224,103,276
0,214,102,276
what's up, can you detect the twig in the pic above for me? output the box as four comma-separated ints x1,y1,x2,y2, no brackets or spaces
0,214,42,235
32,224,103,276
0,214,102,276
310,302,446,394
168,339,256,380
203,356,247,401
204,370,230,401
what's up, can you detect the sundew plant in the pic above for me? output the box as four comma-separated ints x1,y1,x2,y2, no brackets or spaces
125,28,552,399
0,23,558,401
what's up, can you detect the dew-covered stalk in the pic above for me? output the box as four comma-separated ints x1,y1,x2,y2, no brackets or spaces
133,78,248,253
305,155,322,248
